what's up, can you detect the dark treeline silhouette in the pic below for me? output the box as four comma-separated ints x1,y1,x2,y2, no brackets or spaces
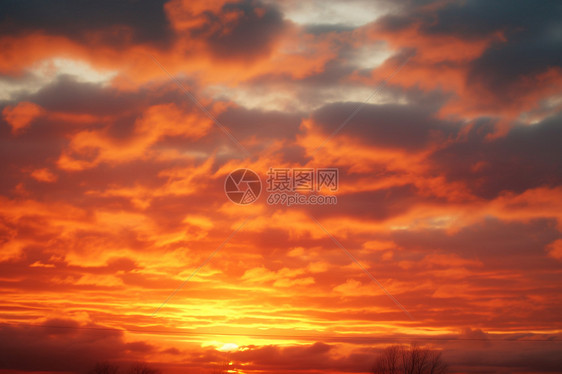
90,345,446,374
211,355,232,374
372,344,447,374
90,362,160,374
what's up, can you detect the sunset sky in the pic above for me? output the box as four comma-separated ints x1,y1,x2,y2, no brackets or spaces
1,0,562,373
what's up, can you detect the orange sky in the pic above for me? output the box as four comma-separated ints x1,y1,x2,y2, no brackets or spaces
1,1,562,373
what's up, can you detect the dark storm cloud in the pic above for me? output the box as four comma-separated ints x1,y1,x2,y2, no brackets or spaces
312,101,459,150
0,75,229,199
215,105,310,161
444,339,562,374
243,65,344,88
300,58,358,86
217,106,302,140
0,77,164,188
419,0,558,39
377,1,562,97
431,113,562,198
0,0,172,47
468,29,562,97
0,244,142,294
381,0,559,40
388,218,562,327
230,342,376,373
20,74,213,117
189,0,286,60
392,217,561,269
26,75,141,115
319,184,422,220
0,111,65,194
21,74,306,141
304,24,355,34
0,319,154,373
0,72,314,210
375,13,414,32
300,181,452,224
459,1,562,97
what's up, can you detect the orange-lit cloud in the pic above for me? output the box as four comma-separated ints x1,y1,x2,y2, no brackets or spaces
2,102,43,134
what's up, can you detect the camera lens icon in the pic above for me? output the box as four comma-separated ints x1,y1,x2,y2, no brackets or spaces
224,169,261,205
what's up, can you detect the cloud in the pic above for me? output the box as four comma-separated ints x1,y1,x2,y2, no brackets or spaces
546,239,562,260
58,102,213,170
430,0,562,97
0,319,154,373
2,101,43,134
365,0,562,122
166,0,287,61
0,0,173,47
27,76,139,116
308,101,458,151
30,168,57,183
431,113,562,198
231,342,375,373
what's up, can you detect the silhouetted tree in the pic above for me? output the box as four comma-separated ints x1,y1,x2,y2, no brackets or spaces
89,362,120,374
127,362,160,374
211,353,232,374
372,344,447,374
